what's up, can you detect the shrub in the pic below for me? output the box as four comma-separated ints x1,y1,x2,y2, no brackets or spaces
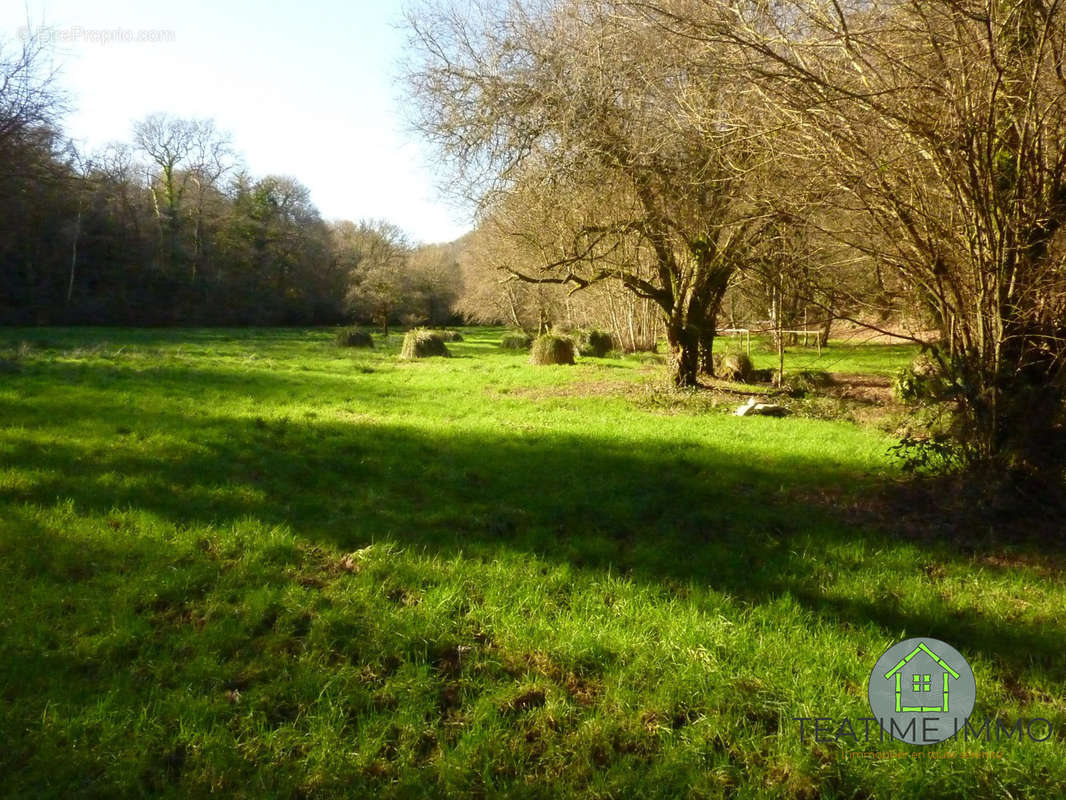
433,329,464,342
887,434,967,475
529,334,575,365
716,352,754,382
575,329,614,357
500,331,533,350
335,327,374,348
400,329,450,359
893,354,948,403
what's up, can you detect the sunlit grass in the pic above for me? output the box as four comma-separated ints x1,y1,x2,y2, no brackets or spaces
0,327,1062,798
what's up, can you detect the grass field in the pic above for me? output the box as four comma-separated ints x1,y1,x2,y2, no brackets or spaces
1,327,1064,798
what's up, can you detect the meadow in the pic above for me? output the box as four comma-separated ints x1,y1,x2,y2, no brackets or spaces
0,327,1063,799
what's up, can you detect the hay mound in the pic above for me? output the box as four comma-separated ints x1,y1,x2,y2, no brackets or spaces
500,331,533,350
335,327,374,348
433,329,464,342
530,334,575,365
400,329,450,359
575,329,614,357
787,370,832,395
717,352,754,382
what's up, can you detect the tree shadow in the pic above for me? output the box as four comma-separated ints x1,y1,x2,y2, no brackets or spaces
1,360,1062,685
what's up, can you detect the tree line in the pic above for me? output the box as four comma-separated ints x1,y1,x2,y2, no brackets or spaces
0,33,461,329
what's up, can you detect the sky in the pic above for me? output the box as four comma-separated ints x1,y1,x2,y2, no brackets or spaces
4,0,472,245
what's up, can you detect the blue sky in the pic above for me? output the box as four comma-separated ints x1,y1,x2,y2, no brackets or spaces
5,0,471,244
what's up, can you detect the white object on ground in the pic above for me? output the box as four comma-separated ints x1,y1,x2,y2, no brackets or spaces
734,397,789,417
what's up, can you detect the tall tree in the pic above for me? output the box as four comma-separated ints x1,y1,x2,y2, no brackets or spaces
336,219,412,334
638,0,1066,481
404,0,770,385
133,114,233,281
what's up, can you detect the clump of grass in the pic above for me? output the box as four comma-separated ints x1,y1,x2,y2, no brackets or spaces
500,331,533,351
786,370,833,396
334,327,374,348
529,334,575,365
575,329,614,358
400,329,450,359
716,352,754,382
433,329,464,342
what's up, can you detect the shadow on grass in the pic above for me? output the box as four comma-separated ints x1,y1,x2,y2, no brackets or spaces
1,362,1062,686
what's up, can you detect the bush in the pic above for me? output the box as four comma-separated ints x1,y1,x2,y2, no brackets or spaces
716,352,754,382
529,334,575,365
893,353,948,403
400,329,450,359
433,329,464,342
500,331,533,350
335,327,374,348
887,434,967,475
575,329,614,357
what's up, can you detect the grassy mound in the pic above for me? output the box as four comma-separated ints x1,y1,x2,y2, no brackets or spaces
400,329,450,359
433,329,464,342
716,351,754,382
575,329,614,358
787,370,833,395
529,334,575,365
500,331,533,351
334,327,374,348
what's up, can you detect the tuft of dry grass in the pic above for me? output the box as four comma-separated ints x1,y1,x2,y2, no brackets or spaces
400,329,450,359
530,334,575,365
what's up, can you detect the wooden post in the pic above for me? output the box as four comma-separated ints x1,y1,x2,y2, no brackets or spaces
775,289,784,387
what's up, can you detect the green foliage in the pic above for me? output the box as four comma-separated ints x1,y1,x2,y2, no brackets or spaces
893,353,948,403
529,334,575,365
887,434,967,475
400,328,450,359
334,327,374,348
500,331,533,350
575,329,614,357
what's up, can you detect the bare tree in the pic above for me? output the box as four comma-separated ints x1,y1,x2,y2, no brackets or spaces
0,29,64,162
404,0,771,385
133,114,233,279
633,0,1066,480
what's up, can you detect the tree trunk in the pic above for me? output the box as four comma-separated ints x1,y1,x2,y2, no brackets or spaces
66,206,81,308
698,323,717,377
667,315,701,388
819,313,833,348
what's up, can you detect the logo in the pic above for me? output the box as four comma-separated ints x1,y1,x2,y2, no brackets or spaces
868,637,976,744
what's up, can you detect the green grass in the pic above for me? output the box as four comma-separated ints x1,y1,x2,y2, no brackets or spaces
715,333,919,377
1,327,1063,798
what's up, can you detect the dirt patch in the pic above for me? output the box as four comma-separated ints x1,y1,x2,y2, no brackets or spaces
826,373,895,405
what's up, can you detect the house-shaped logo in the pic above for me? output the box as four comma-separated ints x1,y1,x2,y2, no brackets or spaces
883,641,960,713
868,637,977,744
